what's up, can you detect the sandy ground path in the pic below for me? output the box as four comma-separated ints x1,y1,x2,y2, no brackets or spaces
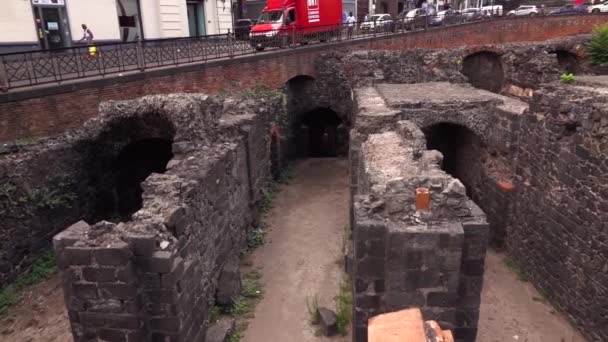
242,158,350,342
0,159,588,342
477,251,587,342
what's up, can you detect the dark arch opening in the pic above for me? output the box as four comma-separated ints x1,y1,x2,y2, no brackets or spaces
461,51,505,93
423,122,511,247
287,75,315,91
296,108,343,158
112,138,174,220
81,113,176,223
553,50,580,75
422,123,482,197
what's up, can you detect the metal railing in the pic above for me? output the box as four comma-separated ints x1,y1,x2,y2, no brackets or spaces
0,12,602,91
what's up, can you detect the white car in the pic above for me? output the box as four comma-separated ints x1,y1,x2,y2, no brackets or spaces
360,14,394,32
588,0,608,13
481,5,503,16
507,5,539,16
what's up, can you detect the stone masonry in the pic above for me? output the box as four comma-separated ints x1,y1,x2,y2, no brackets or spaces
1,92,286,341
349,85,492,342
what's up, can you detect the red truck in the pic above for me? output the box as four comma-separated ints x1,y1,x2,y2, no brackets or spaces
250,0,343,51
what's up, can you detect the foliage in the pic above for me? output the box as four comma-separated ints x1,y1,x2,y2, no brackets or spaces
0,250,57,315
225,270,264,317
588,24,608,66
504,257,529,282
306,295,320,325
241,86,284,99
0,178,76,219
246,228,266,251
276,163,294,184
335,278,352,336
241,270,263,299
560,73,575,84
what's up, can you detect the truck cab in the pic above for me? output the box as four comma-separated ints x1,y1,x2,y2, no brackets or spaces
250,0,342,51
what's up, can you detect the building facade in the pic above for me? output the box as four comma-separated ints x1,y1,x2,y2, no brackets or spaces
0,0,235,53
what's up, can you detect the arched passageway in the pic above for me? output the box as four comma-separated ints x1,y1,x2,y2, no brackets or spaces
81,114,176,223
423,122,483,198
112,138,173,220
553,50,580,75
461,51,505,93
423,122,513,247
296,108,345,157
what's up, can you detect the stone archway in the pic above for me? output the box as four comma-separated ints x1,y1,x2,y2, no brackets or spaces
461,51,505,93
80,112,176,223
296,107,344,158
553,50,581,75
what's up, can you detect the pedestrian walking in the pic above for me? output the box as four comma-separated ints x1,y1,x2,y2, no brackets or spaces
346,12,356,38
78,24,96,59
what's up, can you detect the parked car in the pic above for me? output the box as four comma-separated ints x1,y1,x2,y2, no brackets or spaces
549,4,588,15
235,19,256,40
360,14,394,32
481,5,503,16
398,8,431,30
507,5,539,16
461,8,486,21
430,10,464,26
589,0,608,13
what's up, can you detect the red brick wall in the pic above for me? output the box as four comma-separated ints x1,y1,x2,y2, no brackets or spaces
1,14,606,142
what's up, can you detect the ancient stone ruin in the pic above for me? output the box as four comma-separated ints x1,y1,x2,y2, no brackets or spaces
1,34,607,341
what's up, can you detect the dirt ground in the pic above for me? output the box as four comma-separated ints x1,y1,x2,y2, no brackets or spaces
242,158,351,342
0,159,589,342
477,251,587,342
0,273,70,342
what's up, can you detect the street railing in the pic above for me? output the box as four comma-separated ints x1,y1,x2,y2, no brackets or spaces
0,12,603,91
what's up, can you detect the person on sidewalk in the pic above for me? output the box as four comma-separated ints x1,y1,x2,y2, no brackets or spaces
79,24,96,59
346,12,357,38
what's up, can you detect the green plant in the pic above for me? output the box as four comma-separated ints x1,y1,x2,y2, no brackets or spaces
276,163,294,184
0,250,57,315
227,323,247,342
504,257,529,282
246,228,266,251
225,270,264,317
0,178,76,218
588,24,608,66
306,295,320,325
560,73,576,84
335,278,352,336
241,270,263,299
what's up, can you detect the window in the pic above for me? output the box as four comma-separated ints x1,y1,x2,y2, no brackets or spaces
258,11,283,23
287,9,296,24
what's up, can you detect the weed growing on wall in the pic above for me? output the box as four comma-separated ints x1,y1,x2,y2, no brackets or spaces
588,24,608,65
335,277,352,336
0,250,57,315
306,295,321,324
504,257,529,282
560,73,576,84
0,178,76,219
222,269,264,341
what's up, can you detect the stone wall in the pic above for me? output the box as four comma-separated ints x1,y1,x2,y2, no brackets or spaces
1,14,605,142
339,35,590,96
50,93,286,341
0,93,284,291
508,81,608,341
350,87,490,342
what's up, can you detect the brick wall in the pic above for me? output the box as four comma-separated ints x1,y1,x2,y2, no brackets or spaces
1,14,606,143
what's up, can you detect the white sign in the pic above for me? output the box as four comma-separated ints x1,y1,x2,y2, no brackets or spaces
32,0,65,6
